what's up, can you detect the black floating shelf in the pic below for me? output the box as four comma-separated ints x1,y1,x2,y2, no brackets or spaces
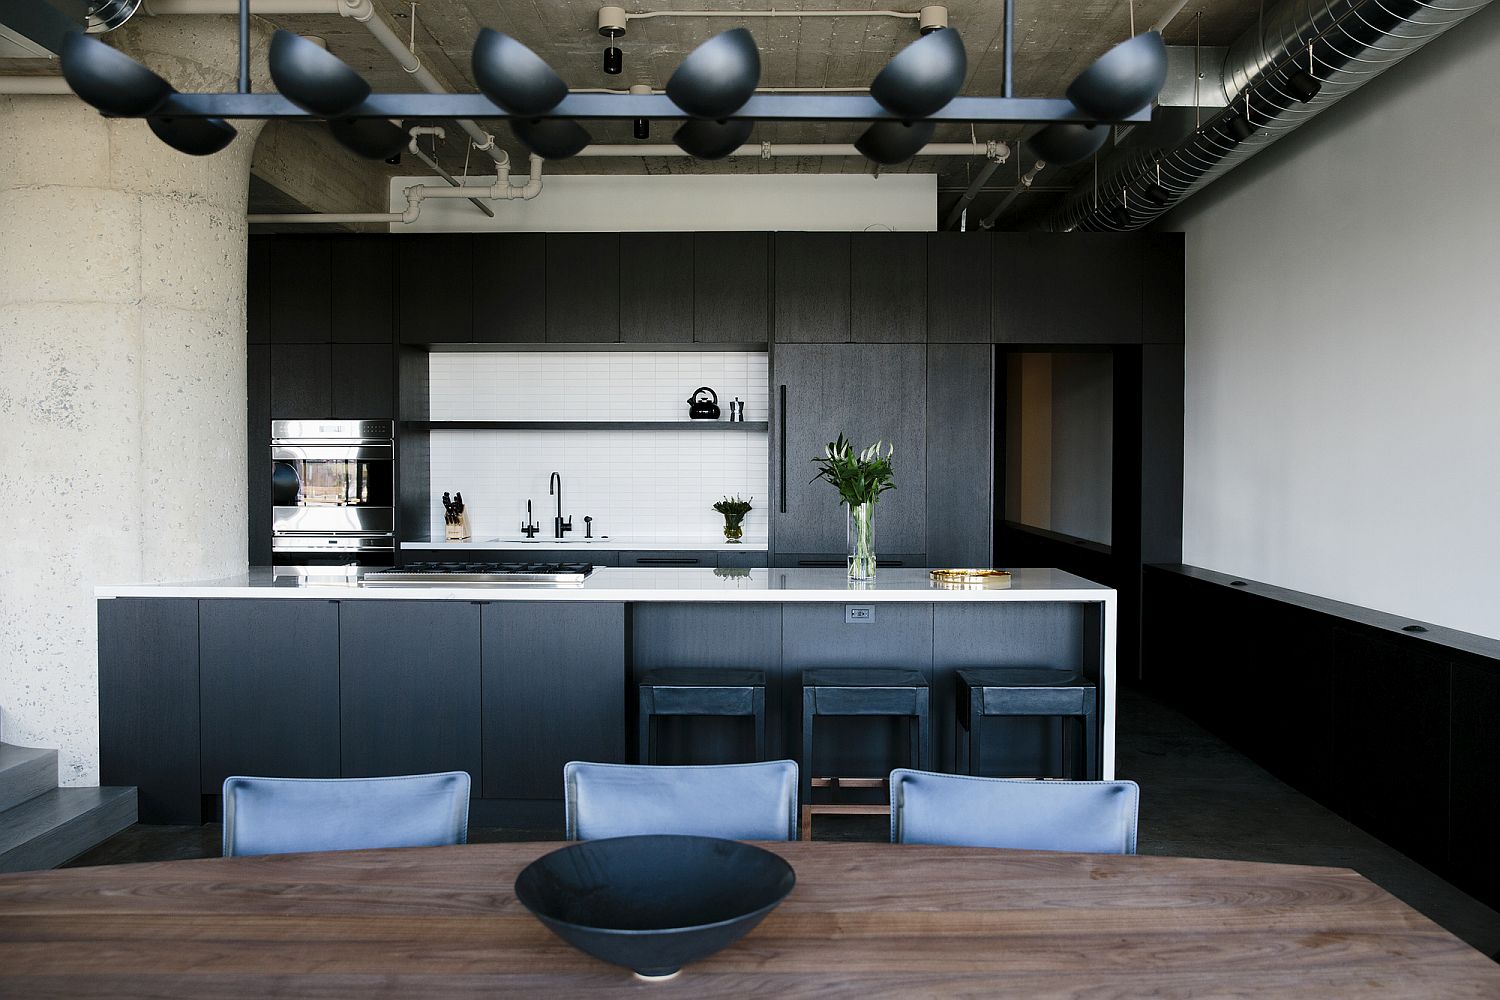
413,420,769,431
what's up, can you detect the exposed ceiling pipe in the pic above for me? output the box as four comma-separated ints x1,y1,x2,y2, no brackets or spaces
943,145,1009,230
248,152,542,225
0,76,73,93
143,0,505,163
1046,0,1495,232
979,158,1046,229
407,124,495,217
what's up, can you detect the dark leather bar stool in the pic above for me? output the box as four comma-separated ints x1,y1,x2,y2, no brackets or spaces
801,667,930,838
638,668,767,764
956,667,1098,780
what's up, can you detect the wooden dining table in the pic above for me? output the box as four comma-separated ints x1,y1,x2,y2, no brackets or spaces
1,841,1497,998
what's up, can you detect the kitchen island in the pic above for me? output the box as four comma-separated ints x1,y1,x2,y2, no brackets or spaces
97,568,1115,825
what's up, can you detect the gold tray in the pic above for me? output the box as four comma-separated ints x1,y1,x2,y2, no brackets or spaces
929,568,1011,588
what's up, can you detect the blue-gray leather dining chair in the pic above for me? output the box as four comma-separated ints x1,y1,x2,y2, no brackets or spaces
222,772,471,858
563,760,799,841
889,769,1139,854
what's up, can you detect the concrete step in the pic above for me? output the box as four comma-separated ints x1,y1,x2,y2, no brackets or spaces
0,786,137,873
0,742,58,813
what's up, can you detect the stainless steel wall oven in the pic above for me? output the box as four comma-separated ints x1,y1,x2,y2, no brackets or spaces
271,419,395,566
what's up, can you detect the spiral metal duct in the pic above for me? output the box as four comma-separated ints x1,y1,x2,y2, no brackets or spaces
1045,0,1494,232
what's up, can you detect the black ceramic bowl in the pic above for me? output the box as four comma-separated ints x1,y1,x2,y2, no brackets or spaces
514,835,796,979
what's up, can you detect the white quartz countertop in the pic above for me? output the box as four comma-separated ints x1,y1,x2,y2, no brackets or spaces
402,537,768,552
96,567,1115,604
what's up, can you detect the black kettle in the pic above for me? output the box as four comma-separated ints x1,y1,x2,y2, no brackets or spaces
687,386,721,420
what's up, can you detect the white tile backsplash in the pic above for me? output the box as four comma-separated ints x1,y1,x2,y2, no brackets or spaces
428,351,769,542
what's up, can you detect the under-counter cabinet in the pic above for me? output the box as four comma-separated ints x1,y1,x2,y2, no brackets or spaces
481,603,626,799
199,599,340,788
339,601,484,785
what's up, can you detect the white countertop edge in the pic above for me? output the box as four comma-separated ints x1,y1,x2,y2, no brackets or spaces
96,585,1115,603
401,539,769,552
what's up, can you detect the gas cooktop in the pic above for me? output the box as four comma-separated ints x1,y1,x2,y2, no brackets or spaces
364,561,595,585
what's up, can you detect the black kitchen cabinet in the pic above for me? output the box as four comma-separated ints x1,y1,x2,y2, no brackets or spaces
927,233,991,343
331,237,395,344
619,551,719,567
1450,659,1500,902
772,343,927,555
199,599,340,788
774,233,850,343
481,603,626,799
400,549,620,567
622,233,693,343
247,344,271,565
97,598,200,824
718,550,768,568
268,236,331,344
851,233,926,343
397,235,472,344
926,343,992,566
993,234,1141,344
695,233,769,343
269,343,331,419
547,234,620,343
473,233,546,343
247,237,269,345
1141,233,1185,344
330,343,394,419
340,601,483,783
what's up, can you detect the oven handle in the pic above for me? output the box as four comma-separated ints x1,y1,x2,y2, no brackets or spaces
271,444,394,462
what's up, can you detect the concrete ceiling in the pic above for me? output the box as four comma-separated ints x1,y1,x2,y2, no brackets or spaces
3,0,1263,227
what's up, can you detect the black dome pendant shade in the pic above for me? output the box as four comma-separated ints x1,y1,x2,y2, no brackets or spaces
328,117,408,160
1065,30,1168,120
148,115,237,156
473,28,570,116
268,29,372,116
666,28,761,119
855,119,935,165
1026,122,1108,166
1285,67,1321,102
510,117,592,159
673,117,753,160
869,26,966,119
60,31,173,116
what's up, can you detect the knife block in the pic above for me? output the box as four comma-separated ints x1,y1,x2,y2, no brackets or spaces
445,511,471,541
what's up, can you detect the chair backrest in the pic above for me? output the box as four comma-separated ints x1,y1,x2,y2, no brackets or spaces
222,772,471,858
564,760,799,841
890,769,1139,854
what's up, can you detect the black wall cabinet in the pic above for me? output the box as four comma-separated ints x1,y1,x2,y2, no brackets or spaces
622,233,693,343
473,233,546,343
774,233,850,343
481,602,626,799
993,234,1142,344
927,233,991,343
397,235,473,344
695,233,769,343
851,233,926,343
199,599,340,788
546,234,620,343
339,600,484,784
772,343,927,557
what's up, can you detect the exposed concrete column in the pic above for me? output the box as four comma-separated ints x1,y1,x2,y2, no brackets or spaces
0,16,269,783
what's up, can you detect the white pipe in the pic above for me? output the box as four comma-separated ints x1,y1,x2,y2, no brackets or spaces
0,77,73,94
408,126,496,217
145,0,505,162
625,9,919,21
247,212,409,223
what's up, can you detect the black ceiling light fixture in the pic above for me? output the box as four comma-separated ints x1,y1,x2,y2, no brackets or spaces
148,115,237,156
269,29,372,115
60,31,173,116
510,117,593,159
1285,45,1322,102
666,28,761,119
1067,31,1168,120
1026,121,1108,165
868,23,966,119
328,117,409,160
472,28,570,116
1143,160,1169,206
855,119,936,165
630,83,652,139
673,117,753,159
1223,93,1256,142
1108,188,1131,228
598,6,626,75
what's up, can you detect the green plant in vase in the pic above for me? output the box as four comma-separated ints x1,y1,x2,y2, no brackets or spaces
810,434,894,581
713,496,753,544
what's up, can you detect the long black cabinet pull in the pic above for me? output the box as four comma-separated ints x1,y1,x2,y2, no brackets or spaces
779,384,788,513
635,557,701,566
797,559,844,567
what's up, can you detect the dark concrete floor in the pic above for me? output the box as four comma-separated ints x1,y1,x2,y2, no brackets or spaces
64,687,1500,956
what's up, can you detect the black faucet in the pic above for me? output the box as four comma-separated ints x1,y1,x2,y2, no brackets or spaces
549,472,572,539
521,499,540,538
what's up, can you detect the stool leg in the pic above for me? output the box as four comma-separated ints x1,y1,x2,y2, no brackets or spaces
917,688,931,771
637,689,651,765
1083,697,1099,781
753,686,766,761
801,687,815,840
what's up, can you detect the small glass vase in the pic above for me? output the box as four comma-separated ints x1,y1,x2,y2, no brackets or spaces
847,502,876,581
721,513,745,543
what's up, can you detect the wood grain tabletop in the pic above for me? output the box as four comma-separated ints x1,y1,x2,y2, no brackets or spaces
0,841,1496,998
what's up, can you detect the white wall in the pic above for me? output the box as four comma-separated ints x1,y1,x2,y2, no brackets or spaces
428,351,769,543
1167,2,1500,640
388,173,936,232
